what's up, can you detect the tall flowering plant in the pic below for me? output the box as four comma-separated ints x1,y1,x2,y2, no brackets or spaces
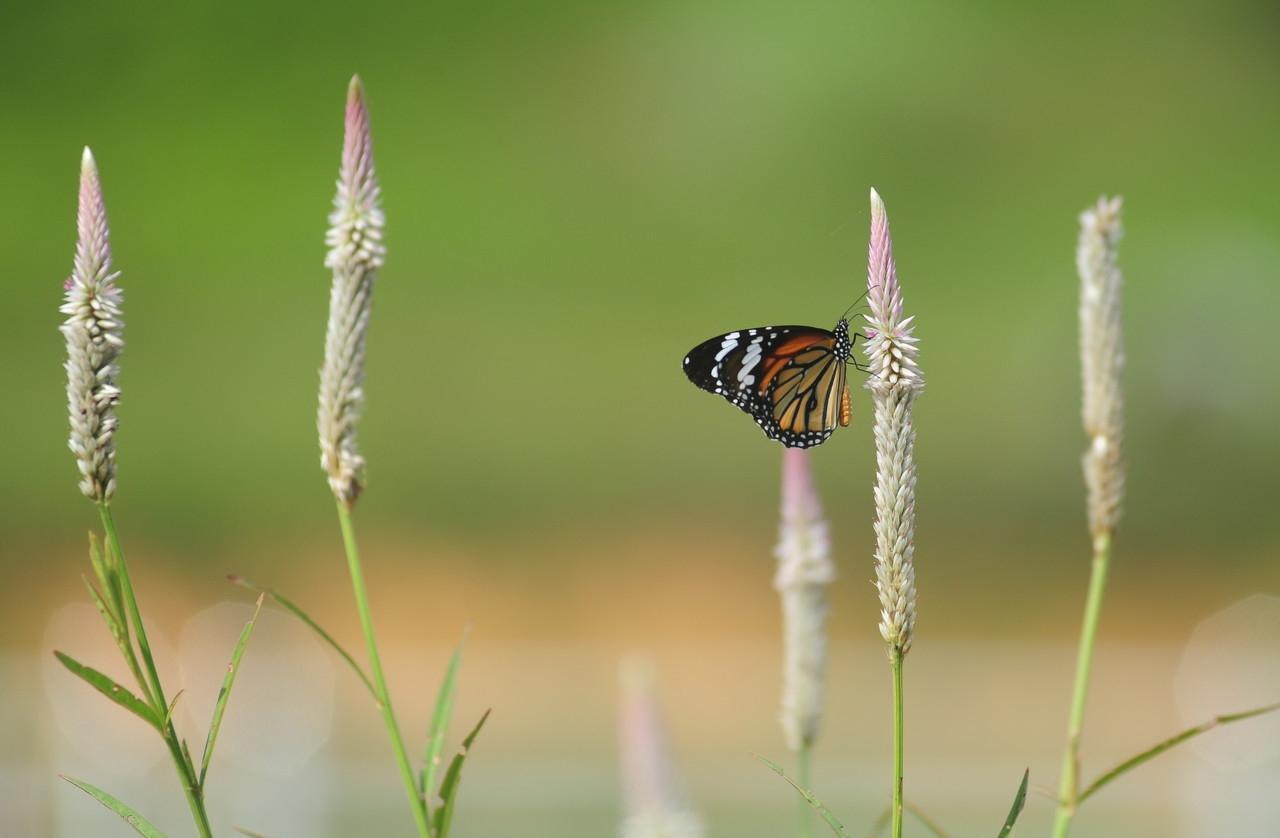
863,188,924,838
56,148,262,838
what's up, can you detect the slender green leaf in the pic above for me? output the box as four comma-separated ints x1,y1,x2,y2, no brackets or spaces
228,575,376,699
234,828,271,837
432,709,491,838
61,775,169,837
181,739,197,778
163,690,184,729
54,651,160,731
88,531,114,596
199,594,264,786
1078,702,1280,803
82,575,124,641
760,755,851,838
996,769,1029,838
421,632,468,801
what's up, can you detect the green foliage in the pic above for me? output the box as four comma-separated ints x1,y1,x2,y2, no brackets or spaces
432,710,491,838
61,776,169,838
53,650,161,732
997,770,1029,837
760,756,851,838
1077,702,1280,804
421,634,467,805
198,594,265,786
229,575,376,698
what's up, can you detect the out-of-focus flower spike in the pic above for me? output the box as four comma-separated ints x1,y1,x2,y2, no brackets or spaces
1077,196,1125,544
774,447,835,752
318,75,385,506
618,659,705,838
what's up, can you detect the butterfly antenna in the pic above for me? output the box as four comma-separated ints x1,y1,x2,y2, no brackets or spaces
841,288,871,321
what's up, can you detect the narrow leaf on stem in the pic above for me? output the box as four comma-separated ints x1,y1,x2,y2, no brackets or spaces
61,775,169,838
997,769,1030,838
760,755,851,838
229,575,377,699
432,709,491,838
199,594,265,786
421,632,468,802
1077,702,1280,803
53,651,161,731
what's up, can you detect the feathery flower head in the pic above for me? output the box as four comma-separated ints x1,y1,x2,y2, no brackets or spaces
863,188,921,655
60,147,124,502
1077,196,1125,544
773,447,835,751
864,188,922,393
318,75,384,506
618,659,705,838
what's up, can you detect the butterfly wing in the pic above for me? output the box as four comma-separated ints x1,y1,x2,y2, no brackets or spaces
683,326,850,448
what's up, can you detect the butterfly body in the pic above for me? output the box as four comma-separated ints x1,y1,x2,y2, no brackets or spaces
682,319,855,448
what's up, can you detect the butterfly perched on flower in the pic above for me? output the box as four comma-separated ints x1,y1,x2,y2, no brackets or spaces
682,317,863,448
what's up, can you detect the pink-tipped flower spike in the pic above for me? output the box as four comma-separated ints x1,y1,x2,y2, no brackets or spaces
318,75,385,506
1077,196,1125,546
774,447,836,753
618,659,705,838
863,188,923,656
60,147,124,503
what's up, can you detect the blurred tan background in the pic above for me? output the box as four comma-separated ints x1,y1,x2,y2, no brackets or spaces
1,1,1278,835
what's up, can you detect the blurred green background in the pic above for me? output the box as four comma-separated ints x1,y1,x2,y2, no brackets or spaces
2,1,1278,836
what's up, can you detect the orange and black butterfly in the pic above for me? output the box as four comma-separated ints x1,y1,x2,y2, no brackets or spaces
683,318,864,448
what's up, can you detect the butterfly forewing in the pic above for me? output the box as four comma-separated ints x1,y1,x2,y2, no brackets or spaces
683,320,854,448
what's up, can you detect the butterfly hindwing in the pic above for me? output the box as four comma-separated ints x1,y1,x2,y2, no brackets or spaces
683,320,854,448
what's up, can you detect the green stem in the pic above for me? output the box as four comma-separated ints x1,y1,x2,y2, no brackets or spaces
796,742,813,838
98,504,214,838
891,649,904,838
1052,532,1112,838
336,500,431,838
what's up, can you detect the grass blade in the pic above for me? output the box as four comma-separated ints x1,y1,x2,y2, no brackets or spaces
163,690,185,729
1078,702,1280,804
421,632,467,802
54,651,160,731
997,769,1029,838
61,775,169,837
83,575,124,641
198,594,264,786
228,575,376,699
759,755,851,837
431,709,491,838
234,828,271,837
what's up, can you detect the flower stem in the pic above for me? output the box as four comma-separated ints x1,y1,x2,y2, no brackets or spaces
891,648,904,838
796,741,814,838
335,500,431,838
1052,532,1112,838
98,504,214,838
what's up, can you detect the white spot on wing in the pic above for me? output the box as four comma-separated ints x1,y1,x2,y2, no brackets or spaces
714,339,738,362
737,337,763,389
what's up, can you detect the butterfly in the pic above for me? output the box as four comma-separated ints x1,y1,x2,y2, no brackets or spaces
682,317,863,448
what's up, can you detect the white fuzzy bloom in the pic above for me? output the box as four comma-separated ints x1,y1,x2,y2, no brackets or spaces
318,75,385,506
863,188,923,656
1078,196,1125,544
773,447,835,751
618,660,705,838
60,148,124,503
